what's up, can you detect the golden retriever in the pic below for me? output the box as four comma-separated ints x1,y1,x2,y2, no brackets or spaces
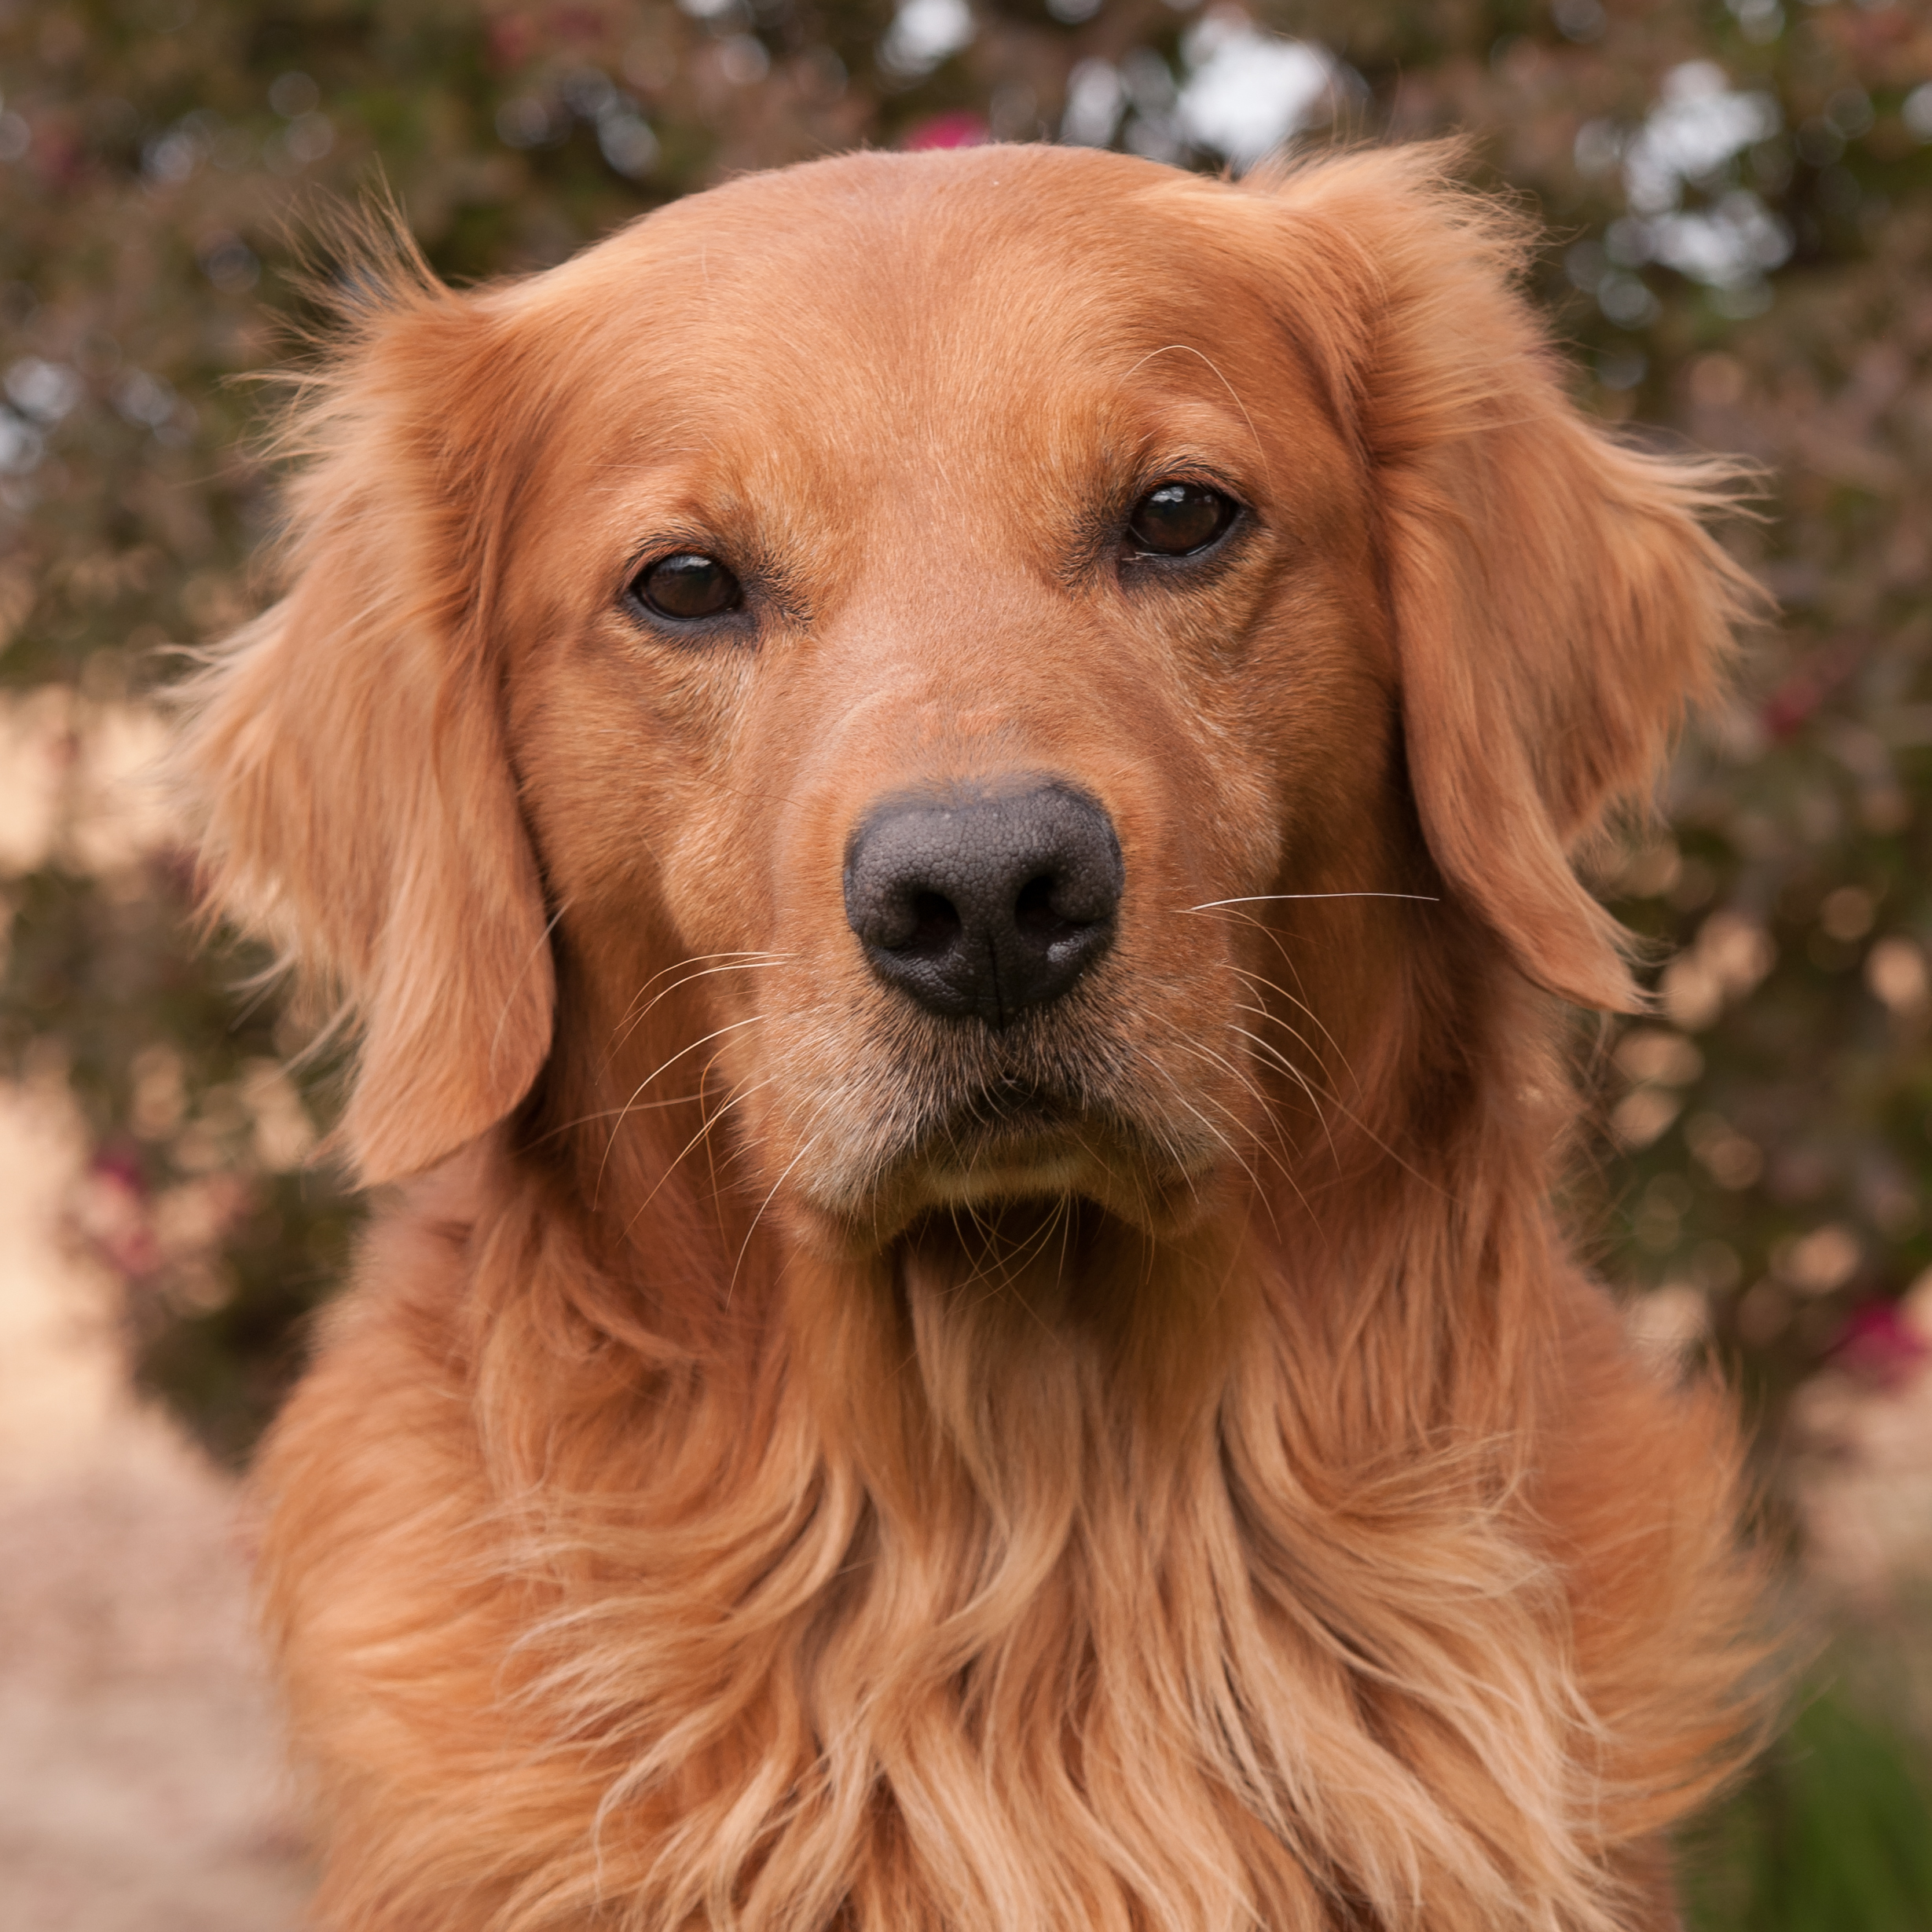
181,143,1769,1931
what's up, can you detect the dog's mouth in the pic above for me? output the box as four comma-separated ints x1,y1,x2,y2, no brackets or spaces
760,983,1244,1256
789,1068,1221,1255
903,1081,1105,1204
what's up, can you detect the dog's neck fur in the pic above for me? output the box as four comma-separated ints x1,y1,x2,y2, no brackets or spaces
319,962,1740,1932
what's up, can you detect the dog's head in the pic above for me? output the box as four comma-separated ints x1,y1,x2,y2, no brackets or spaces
183,145,1747,1268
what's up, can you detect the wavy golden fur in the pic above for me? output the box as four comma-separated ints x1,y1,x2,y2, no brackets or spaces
181,143,1770,1930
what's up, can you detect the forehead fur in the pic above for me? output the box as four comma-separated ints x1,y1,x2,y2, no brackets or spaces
493,146,1300,423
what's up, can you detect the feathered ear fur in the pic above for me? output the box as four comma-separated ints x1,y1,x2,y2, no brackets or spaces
176,229,555,1186
1252,148,1758,1011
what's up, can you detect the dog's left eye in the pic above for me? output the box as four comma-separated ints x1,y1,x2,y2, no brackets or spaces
632,552,743,621
1126,482,1237,559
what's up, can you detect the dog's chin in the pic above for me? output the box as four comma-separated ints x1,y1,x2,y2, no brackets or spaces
783,1097,1219,1260
907,1102,1111,1204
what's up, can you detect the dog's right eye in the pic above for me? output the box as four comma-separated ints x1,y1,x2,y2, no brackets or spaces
1125,482,1238,560
632,552,743,622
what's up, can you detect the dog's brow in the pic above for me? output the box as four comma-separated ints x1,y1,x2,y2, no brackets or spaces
1120,343,1274,494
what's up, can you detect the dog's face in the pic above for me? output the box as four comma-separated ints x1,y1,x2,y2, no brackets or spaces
185,145,1743,1260
500,154,1395,1249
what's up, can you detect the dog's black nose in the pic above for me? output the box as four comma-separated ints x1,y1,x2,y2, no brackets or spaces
843,780,1124,1025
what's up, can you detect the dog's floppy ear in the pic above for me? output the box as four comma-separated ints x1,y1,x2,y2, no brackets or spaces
178,235,554,1186
1254,148,1757,1012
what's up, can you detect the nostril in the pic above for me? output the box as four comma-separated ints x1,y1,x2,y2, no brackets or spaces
904,891,962,957
1013,872,1072,940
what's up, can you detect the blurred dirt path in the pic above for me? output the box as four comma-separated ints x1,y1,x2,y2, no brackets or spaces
0,1079,312,1932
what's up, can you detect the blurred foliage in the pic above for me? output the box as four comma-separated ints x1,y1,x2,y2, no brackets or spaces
3,0,1930,1914
1684,1669,1932,1932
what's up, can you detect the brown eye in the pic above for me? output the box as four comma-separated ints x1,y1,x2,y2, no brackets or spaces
634,552,742,621
1126,482,1236,559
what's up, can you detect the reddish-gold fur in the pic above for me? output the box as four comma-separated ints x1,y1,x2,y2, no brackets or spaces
181,145,1769,1930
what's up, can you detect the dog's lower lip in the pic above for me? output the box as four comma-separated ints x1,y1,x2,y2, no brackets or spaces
903,1094,1092,1201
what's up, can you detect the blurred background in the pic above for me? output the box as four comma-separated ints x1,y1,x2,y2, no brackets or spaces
1,0,1930,1924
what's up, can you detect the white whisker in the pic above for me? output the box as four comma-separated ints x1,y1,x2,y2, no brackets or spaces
728,1131,825,1306
619,1076,780,1245
595,1014,768,1207
1228,961,1357,1091
1224,1024,1340,1162
608,953,787,1058
1181,893,1437,911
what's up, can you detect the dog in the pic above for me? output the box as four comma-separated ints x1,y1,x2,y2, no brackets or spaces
181,142,1769,1931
